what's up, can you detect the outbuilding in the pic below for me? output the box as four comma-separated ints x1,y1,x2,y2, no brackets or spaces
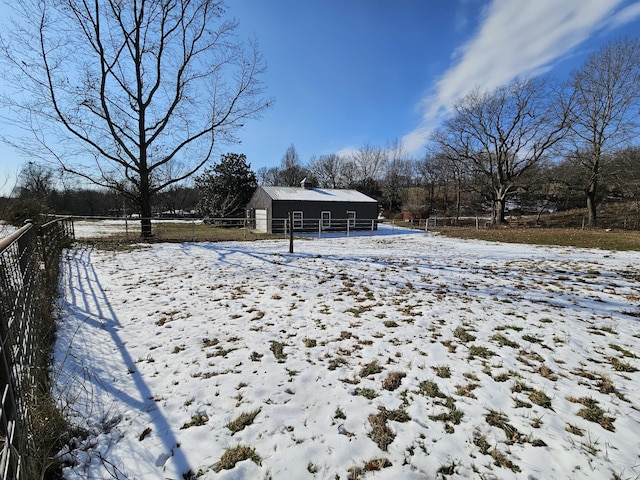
246,179,378,233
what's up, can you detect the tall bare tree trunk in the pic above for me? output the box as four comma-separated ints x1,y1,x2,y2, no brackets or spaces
585,177,598,228
494,197,506,225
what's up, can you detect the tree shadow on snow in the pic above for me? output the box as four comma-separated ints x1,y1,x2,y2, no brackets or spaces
55,245,192,478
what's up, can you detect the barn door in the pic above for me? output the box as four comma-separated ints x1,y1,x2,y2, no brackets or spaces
255,209,268,232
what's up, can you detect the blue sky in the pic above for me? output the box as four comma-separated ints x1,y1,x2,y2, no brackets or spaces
232,0,640,166
2,0,640,194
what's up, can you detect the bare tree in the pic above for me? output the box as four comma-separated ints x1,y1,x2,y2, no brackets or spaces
310,153,345,189
418,148,467,220
608,146,640,227
567,37,640,227
257,166,280,186
16,162,56,198
431,77,570,225
277,144,307,186
381,139,412,213
339,157,359,188
0,0,271,237
351,144,387,181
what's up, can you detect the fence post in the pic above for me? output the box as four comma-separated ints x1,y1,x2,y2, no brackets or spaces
288,212,294,253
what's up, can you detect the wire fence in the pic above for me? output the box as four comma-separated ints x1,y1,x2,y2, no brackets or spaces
0,217,74,480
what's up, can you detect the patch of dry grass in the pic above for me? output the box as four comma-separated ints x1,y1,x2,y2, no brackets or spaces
360,360,383,377
270,341,287,362
368,407,410,451
214,445,261,472
567,396,616,431
430,227,640,251
381,371,406,391
226,408,261,435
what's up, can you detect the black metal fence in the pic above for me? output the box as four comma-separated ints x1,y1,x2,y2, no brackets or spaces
0,218,74,480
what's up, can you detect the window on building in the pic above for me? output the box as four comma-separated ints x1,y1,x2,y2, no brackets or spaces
347,210,356,227
293,211,303,229
321,211,331,229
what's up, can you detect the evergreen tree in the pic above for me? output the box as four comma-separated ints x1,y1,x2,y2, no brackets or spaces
196,154,257,218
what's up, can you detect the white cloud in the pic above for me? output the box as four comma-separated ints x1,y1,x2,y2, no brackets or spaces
336,146,357,158
606,1,640,28
402,0,635,155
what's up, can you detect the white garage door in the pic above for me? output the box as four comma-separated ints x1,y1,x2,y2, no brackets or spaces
255,209,268,232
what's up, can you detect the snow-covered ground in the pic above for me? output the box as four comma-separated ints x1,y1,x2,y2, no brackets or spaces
54,226,640,479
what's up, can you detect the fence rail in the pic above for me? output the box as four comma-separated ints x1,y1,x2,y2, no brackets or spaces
0,218,74,480
68,215,477,242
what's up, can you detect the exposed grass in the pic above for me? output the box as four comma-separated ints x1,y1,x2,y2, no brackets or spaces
453,326,476,343
381,371,407,391
418,380,446,398
334,407,346,420
84,221,277,245
609,343,638,359
567,396,616,431
566,424,584,436
368,412,396,451
226,408,261,435
468,345,497,359
490,333,520,348
214,445,261,472
328,356,348,370
360,360,383,377
249,351,263,362
609,356,638,372
368,407,410,451
433,365,452,378
354,387,379,400
473,432,522,473
363,457,392,471
485,410,522,444
430,227,640,251
528,390,553,409
180,413,209,429
303,337,317,348
537,364,558,381
270,341,287,362
429,397,464,428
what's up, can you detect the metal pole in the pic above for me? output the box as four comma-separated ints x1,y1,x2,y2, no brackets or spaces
288,212,294,253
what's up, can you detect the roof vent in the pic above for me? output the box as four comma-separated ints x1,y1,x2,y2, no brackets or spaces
301,177,313,189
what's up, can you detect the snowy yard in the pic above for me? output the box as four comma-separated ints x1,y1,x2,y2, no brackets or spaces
54,227,640,479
